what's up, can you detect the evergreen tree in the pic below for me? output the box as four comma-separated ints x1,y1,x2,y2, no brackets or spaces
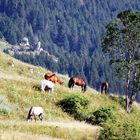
102,9,140,112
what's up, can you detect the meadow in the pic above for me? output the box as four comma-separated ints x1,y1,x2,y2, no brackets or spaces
0,41,140,139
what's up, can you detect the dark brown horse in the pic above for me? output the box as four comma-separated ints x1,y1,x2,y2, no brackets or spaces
68,77,87,92
44,72,64,85
101,81,109,94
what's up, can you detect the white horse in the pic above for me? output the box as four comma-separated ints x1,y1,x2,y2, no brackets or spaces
27,106,44,122
41,79,54,93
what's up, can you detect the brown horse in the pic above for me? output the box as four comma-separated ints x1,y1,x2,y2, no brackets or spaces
68,77,87,92
101,81,109,94
44,72,64,85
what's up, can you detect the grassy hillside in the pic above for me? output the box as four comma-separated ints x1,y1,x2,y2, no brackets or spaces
0,40,140,139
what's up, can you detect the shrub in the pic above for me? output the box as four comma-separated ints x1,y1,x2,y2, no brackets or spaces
58,94,90,116
0,95,12,115
98,123,140,140
87,107,114,126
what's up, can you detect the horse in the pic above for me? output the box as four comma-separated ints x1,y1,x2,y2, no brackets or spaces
27,106,44,122
41,79,54,93
101,81,109,94
68,77,87,92
44,72,64,85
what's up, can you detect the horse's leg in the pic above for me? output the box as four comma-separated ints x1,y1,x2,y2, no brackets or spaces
27,115,31,122
41,82,45,91
81,86,85,92
48,88,50,94
101,86,105,94
105,88,107,94
72,83,74,90
30,116,33,121
101,86,104,94
34,115,36,122
105,85,108,94
39,114,43,121
81,86,83,92
51,87,54,93
48,88,53,93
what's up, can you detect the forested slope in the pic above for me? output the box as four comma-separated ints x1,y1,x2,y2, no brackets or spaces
0,0,140,93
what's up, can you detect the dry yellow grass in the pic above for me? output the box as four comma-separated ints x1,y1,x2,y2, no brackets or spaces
0,43,101,140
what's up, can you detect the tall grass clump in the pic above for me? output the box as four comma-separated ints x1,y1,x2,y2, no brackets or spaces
0,95,12,115
109,95,125,108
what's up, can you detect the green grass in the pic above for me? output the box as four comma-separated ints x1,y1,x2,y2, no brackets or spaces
0,40,140,139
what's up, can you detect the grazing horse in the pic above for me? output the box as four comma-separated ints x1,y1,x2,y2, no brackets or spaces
27,106,44,122
44,72,64,85
41,79,54,93
101,81,109,94
68,77,87,92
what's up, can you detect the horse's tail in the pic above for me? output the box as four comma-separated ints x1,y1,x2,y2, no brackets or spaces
68,77,73,88
27,106,33,121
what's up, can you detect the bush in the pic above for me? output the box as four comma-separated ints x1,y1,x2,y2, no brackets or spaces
87,107,114,126
0,95,12,115
58,94,90,116
99,123,140,140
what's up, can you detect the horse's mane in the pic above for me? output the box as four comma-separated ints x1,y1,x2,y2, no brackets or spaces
49,73,55,77
47,73,55,77
27,106,33,120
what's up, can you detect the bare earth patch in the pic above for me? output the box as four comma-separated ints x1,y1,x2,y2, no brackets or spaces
0,131,63,140
46,121,100,130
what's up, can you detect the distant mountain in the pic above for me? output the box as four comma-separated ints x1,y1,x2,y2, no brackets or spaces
0,0,140,94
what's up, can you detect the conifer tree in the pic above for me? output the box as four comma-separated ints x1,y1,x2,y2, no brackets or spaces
102,9,140,112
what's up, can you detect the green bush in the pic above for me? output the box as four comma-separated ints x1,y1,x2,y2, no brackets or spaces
99,123,140,140
87,107,114,126
58,94,90,116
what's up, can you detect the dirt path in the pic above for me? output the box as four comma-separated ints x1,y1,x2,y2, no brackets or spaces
46,121,100,131
0,131,63,140
0,120,101,140
0,120,101,131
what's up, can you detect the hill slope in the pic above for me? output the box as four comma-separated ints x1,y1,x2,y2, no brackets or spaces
0,41,140,139
0,41,101,139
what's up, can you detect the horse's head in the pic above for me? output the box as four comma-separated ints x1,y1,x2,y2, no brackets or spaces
58,79,64,85
27,106,33,121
